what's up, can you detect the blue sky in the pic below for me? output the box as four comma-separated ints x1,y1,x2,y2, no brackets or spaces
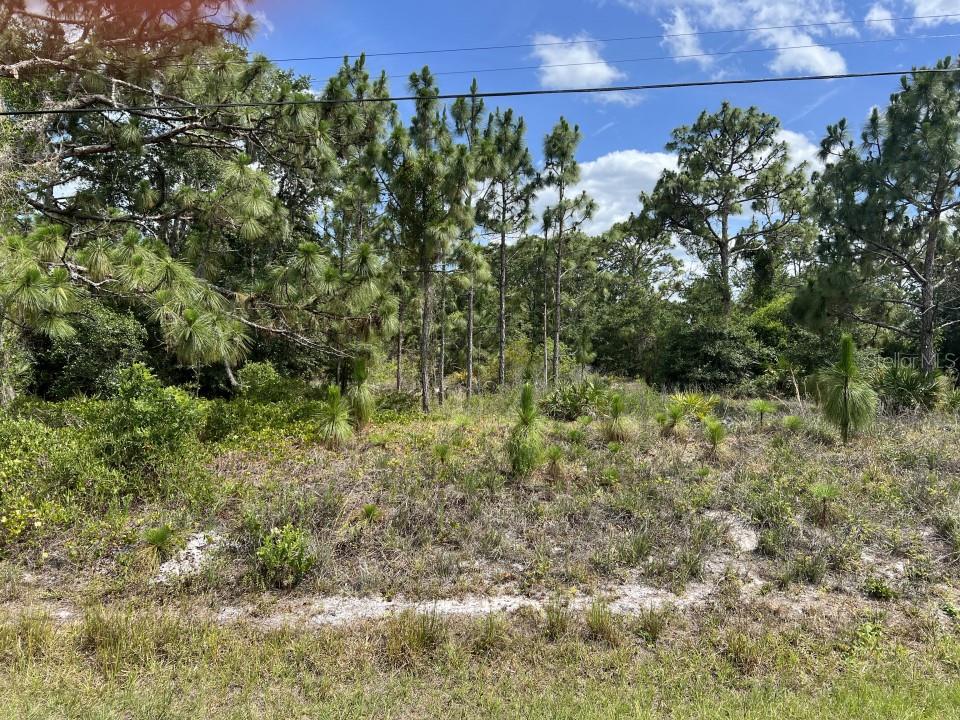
249,0,960,232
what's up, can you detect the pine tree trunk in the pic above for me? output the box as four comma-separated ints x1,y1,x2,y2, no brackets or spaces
438,261,446,407
420,269,433,413
467,284,475,401
0,320,16,409
396,296,404,392
542,242,549,387
920,211,940,373
552,207,564,385
498,214,507,388
719,212,732,314
224,361,239,390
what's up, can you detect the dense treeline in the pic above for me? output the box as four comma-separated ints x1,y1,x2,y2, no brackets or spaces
3,0,960,411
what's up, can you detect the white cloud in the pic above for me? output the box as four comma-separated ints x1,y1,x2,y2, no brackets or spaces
531,34,640,104
910,0,960,26
623,0,851,75
865,4,896,34
764,29,847,75
253,11,275,36
778,129,823,174
662,9,713,69
533,150,677,234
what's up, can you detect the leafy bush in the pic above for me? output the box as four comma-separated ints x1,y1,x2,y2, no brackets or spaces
0,415,122,546
507,383,544,477
95,364,206,481
873,364,951,413
255,524,315,589
34,301,146,399
236,361,289,402
862,576,897,601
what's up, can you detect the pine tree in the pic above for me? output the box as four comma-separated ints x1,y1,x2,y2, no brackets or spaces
816,334,877,444
807,60,960,372
475,109,536,388
380,69,472,412
649,103,807,313
540,118,595,384
453,240,491,400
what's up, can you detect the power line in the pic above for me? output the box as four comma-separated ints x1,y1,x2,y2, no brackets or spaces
311,31,960,84
3,67,956,117
144,12,960,69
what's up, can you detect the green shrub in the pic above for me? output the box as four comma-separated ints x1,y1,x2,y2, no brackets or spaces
36,301,146,400
0,416,123,546
96,364,206,480
236,361,289,402
862,576,897,601
255,524,315,589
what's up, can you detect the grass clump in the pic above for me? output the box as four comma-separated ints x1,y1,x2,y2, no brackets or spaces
584,600,619,645
383,611,448,667
507,383,544,477
142,524,178,564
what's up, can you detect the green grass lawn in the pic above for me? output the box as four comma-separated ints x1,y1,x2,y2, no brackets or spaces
1,607,959,719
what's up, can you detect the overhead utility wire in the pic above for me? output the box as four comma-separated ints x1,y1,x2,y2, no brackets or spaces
3,67,958,117
304,31,960,83
143,12,960,68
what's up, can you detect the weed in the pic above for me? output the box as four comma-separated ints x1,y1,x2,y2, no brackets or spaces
863,576,897,601
255,524,315,589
